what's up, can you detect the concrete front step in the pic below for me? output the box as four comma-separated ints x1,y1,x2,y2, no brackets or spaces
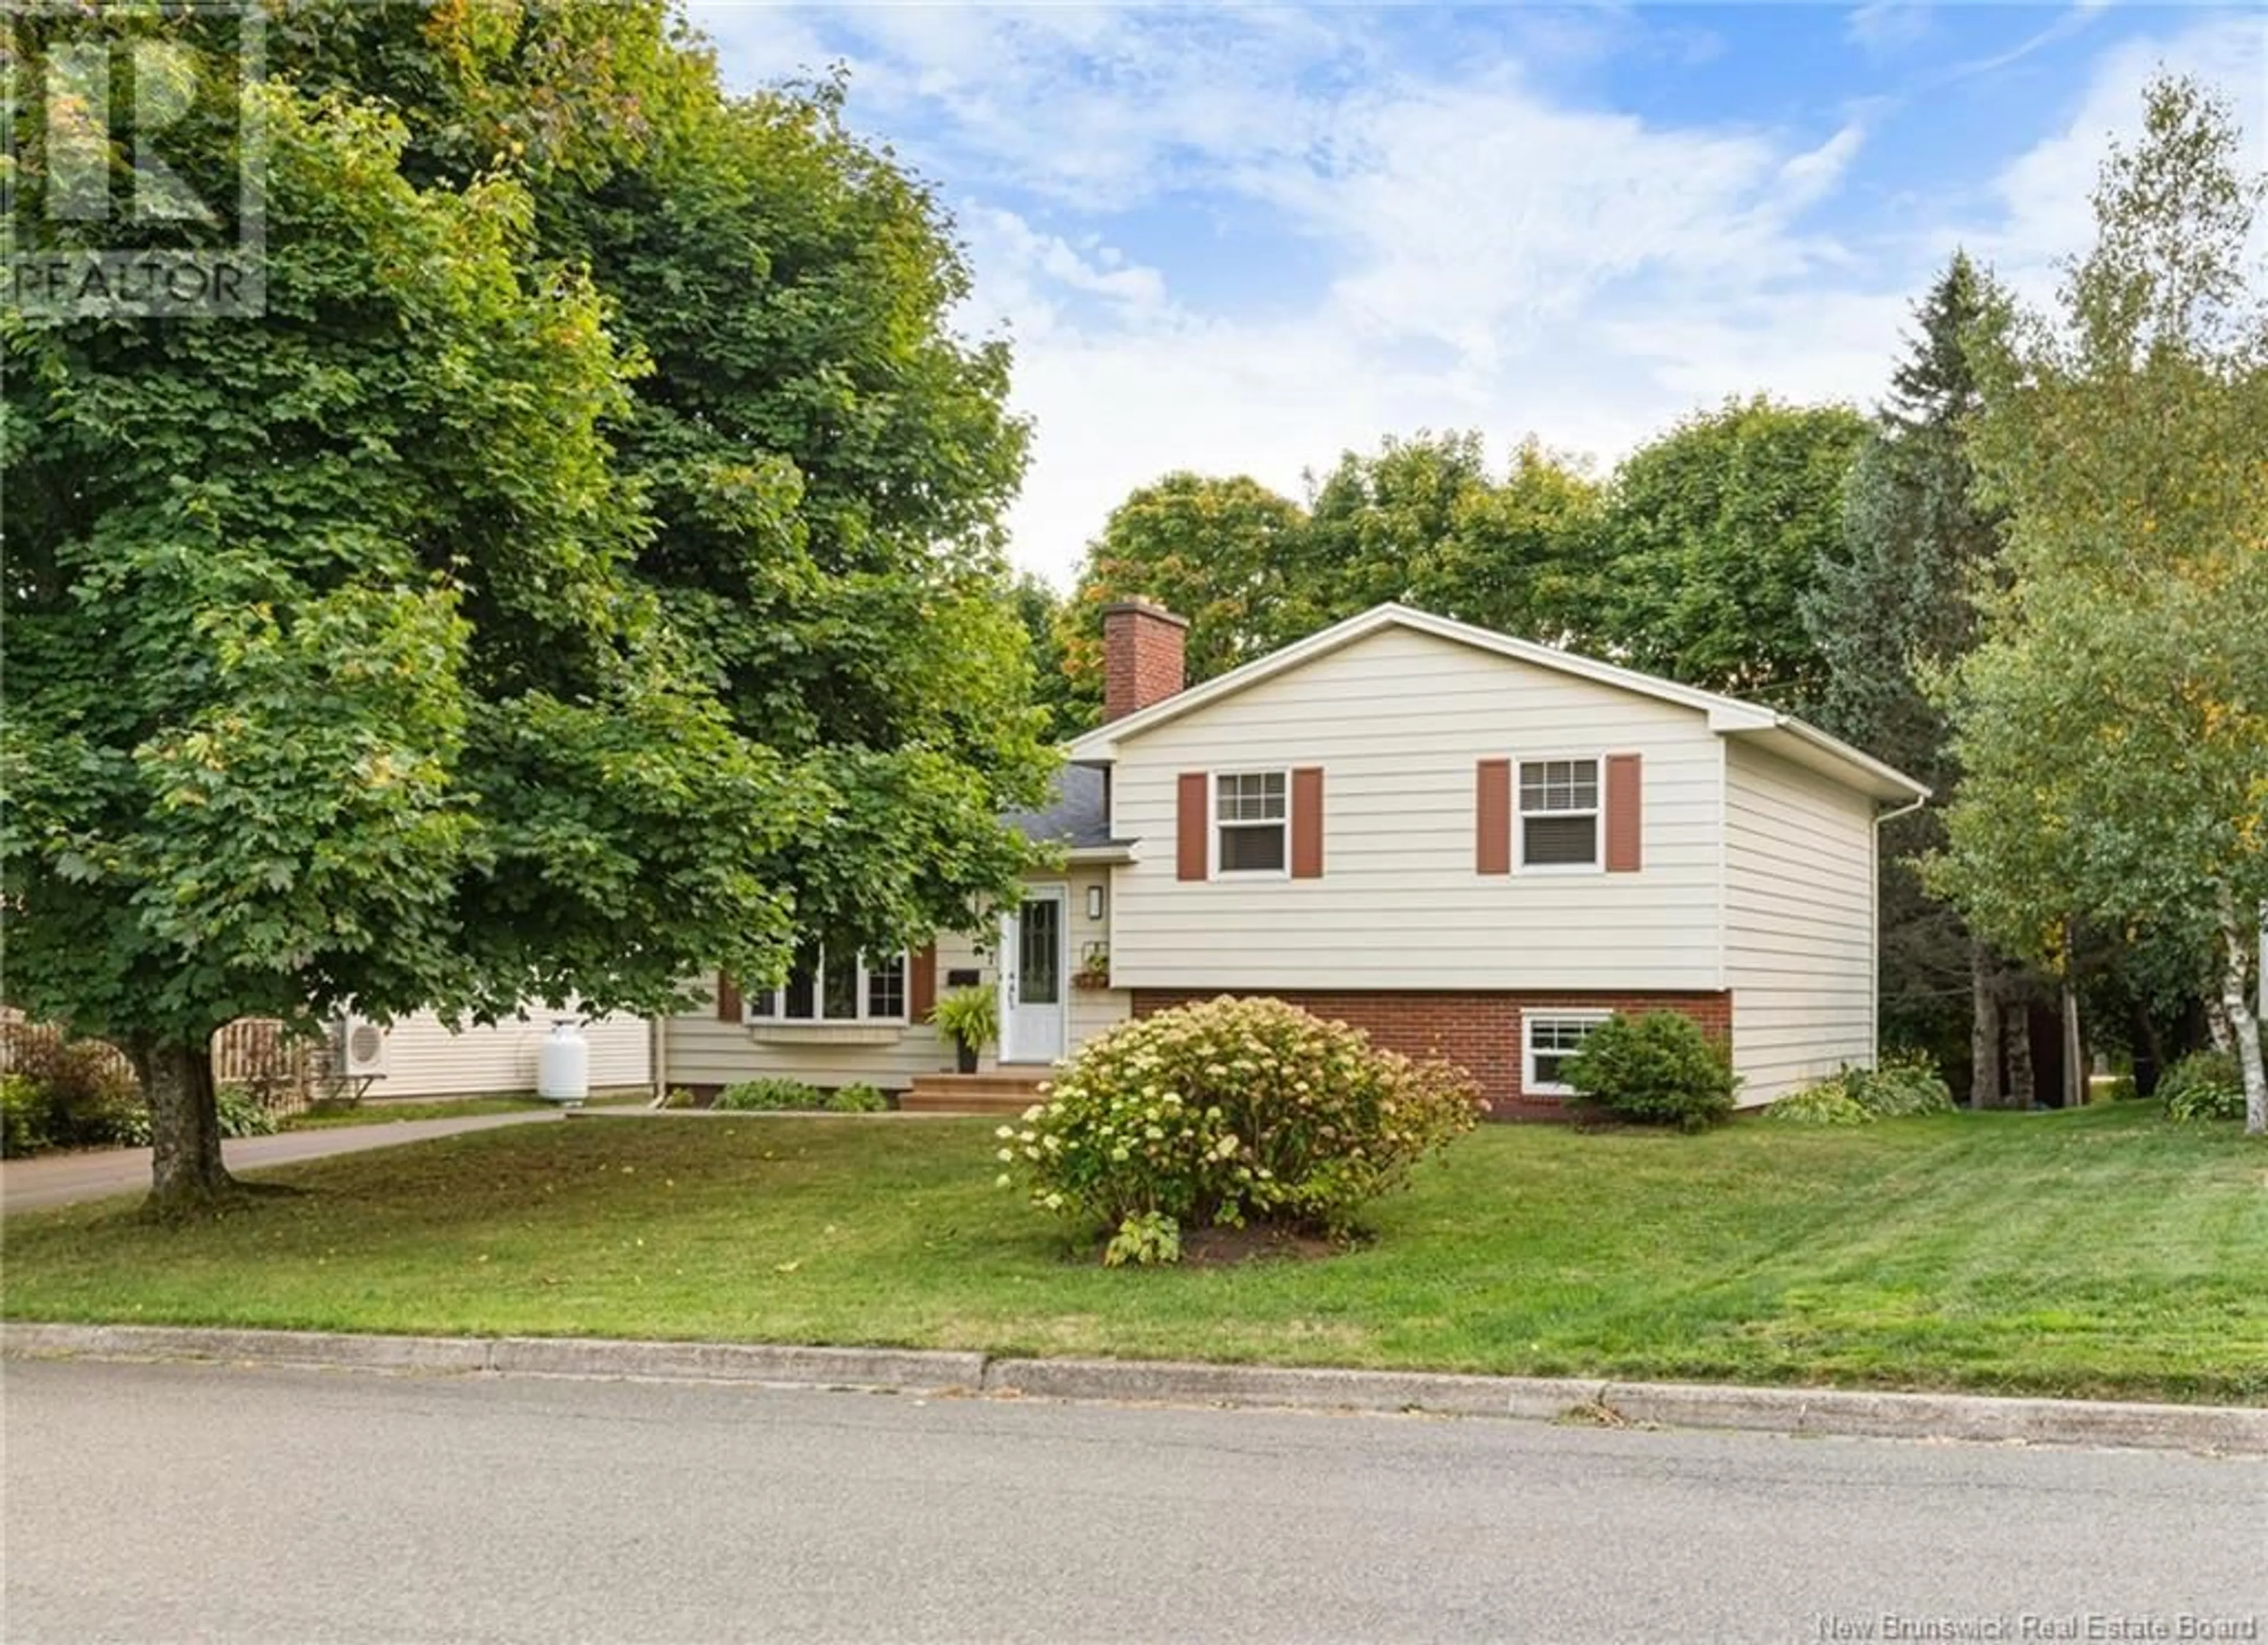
900,1072,1057,1115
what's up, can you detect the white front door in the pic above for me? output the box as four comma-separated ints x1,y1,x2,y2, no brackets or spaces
999,886,1068,1064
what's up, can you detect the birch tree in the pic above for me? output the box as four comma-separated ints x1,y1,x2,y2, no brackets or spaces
1932,75,2268,1131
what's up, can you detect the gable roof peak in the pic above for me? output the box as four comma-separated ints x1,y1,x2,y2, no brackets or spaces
1065,601,1928,805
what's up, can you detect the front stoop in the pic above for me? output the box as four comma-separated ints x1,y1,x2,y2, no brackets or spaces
900,1069,1056,1115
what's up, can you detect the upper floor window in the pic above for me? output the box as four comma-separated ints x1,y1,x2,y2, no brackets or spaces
747,947,907,1023
1519,758,1600,870
1214,771,1288,874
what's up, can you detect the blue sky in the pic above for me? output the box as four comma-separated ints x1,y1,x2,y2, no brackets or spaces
686,4,2267,583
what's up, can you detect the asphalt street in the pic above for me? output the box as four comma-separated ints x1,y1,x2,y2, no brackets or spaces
4,1359,2261,1644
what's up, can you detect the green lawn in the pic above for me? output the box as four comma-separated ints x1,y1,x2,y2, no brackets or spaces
281,1096,558,1130
6,1105,2262,1402
281,1092,653,1130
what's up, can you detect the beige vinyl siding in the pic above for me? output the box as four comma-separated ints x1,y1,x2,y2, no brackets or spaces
1070,978,1133,1050
1107,625,1725,992
374,1008,650,1100
662,866,1130,1090
1723,740,1879,1104
1061,865,1133,1053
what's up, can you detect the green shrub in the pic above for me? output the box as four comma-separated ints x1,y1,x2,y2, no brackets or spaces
714,1078,827,1112
1765,1081,1872,1125
2162,1050,2246,1124
999,994,1484,1252
217,1085,279,1138
1850,1050,1955,1118
94,1085,284,1149
1563,1011,1738,1132
2,1073,52,1156
825,1083,888,1114
11,1034,142,1147
1103,1210,1181,1268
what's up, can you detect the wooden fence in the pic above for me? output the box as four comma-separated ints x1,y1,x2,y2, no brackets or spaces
0,1013,332,1115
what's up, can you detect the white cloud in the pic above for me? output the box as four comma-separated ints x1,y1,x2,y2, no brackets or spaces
1780,123,1870,209
1979,11,2267,307
686,4,2267,586
1847,4,1935,57
918,20,1904,580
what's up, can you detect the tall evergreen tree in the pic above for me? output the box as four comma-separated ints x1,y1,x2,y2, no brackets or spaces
1803,255,2019,1100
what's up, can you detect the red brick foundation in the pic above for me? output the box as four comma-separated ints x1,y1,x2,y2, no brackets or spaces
1129,988,1733,1120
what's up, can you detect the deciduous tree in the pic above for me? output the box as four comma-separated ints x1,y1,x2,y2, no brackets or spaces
2,6,1050,1210
1060,472,1306,722
1598,397,1867,714
1931,75,2268,1132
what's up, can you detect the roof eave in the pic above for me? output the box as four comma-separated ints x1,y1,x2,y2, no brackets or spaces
1064,843,1138,866
1730,719,1932,805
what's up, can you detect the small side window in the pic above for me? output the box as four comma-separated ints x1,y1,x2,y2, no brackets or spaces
1524,1011,1612,1096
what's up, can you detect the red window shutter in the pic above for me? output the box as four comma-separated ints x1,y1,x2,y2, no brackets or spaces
1291,767,1324,879
909,944,937,1019
1177,772,1209,881
716,971,743,1021
1605,753,1643,872
1476,759,1511,875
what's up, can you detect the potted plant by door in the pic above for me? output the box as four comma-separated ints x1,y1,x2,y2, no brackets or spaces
931,983,998,1075
1071,942,1111,991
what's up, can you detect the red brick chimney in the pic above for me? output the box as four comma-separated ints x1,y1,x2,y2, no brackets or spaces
1100,599,1189,722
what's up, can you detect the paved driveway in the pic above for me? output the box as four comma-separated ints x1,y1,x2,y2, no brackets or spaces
0,1110,564,1214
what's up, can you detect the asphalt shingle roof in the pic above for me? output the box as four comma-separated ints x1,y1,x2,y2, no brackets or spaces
1004,763,1115,850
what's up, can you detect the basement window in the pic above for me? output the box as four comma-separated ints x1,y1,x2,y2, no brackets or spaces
1524,1011,1612,1097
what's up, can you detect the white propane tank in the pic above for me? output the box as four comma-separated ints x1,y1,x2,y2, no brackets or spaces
537,1019,590,1105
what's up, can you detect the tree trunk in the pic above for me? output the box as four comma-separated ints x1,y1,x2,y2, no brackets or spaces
2060,975,2084,1108
2205,996,2234,1053
2131,1006,2163,1099
2003,1006,2035,1109
1970,946,2004,1109
2213,884,2267,1137
135,1033,236,1217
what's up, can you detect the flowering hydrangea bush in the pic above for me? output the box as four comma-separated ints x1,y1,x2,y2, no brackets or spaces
995,996,1484,1251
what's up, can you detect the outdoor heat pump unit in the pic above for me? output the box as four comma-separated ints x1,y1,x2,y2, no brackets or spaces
335,1015,390,1081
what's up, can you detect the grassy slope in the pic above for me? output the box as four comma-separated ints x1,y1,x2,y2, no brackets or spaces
4,1105,2262,1402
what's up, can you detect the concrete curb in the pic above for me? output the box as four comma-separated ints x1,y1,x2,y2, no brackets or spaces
5,1324,2261,1454
485,1336,986,1392
0,1324,982,1394
1589,1379,2267,1453
1,1323,491,1375
980,1356,1607,1422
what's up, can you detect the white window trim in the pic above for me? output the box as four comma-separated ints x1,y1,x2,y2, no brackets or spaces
745,949,910,1026
1523,1008,1614,1097
1210,767,1292,880
1514,752,1605,876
